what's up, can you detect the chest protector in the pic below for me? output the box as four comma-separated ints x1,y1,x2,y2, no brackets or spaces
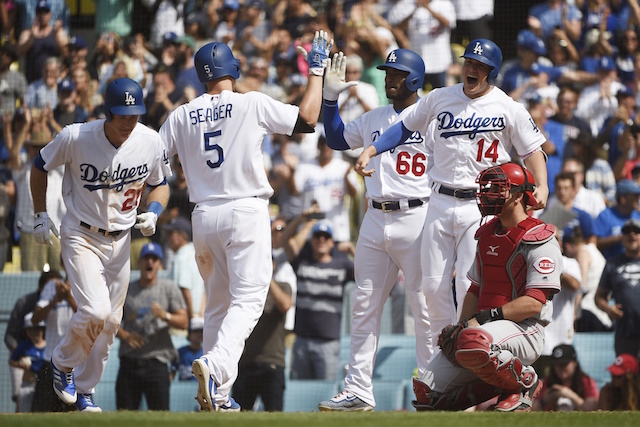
474,216,555,310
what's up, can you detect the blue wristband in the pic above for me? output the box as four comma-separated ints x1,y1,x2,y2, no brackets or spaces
148,201,163,217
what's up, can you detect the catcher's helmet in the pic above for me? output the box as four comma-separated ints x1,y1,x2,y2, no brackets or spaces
195,42,240,83
377,49,425,92
461,38,503,83
104,78,146,122
476,162,536,217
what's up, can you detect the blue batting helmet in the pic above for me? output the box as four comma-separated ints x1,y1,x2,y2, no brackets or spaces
377,49,425,92
195,42,241,83
461,38,503,83
104,78,146,122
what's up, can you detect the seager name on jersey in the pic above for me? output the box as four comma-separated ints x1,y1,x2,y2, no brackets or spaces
189,104,232,125
437,111,506,139
81,162,150,192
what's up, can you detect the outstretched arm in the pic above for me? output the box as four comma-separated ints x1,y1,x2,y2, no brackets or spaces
354,122,413,176
294,31,334,133
323,52,358,150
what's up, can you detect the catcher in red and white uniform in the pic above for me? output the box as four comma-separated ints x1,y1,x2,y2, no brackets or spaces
411,163,562,412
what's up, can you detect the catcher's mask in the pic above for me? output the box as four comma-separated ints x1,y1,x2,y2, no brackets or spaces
476,162,536,217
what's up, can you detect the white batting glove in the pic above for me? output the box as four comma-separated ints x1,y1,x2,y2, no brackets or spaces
323,52,358,101
33,212,60,246
296,30,334,76
134,212,158,237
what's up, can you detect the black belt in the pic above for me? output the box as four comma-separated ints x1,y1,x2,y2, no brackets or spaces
437,185,476,199
371,199,423,212
80,221,124,237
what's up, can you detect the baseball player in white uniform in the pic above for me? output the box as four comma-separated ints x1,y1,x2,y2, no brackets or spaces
159,33,333,412
30,78,171,412
317,50,431,411
355,39,549,341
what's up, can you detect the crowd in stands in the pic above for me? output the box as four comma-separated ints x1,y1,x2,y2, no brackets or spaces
4,0,640,412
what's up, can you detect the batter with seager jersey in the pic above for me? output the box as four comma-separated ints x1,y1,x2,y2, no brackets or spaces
30,78,171,412
317,49,431,411
412,163,562,412
159,33,334,412
355,39,550,341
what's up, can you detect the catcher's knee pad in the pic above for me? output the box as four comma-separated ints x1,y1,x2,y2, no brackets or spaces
455,328,494,369
412,377,438,410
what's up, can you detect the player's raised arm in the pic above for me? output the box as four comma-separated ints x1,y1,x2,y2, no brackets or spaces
323,52,358,150
293,30,333,133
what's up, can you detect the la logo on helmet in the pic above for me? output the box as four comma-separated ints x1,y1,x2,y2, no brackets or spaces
388,51,397,63
473,42,484,55
124,91,136,106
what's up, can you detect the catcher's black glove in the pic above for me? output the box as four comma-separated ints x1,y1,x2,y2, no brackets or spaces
437,320,468,364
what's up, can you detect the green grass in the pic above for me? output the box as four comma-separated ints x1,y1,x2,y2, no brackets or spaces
2,411,640,427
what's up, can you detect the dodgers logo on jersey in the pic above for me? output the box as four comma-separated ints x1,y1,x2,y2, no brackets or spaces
437,111,506,139
124,91,136,106
80,162,150,192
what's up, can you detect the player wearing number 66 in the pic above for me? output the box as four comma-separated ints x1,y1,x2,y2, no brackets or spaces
159,33,334,412
355,39,550,347
30,77,171,412
317,49,431,412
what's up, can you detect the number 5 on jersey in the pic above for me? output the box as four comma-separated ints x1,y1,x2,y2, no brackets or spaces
204,130,224,168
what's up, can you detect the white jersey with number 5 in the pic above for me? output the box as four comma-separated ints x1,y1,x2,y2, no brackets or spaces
403,84,545,188
160,91,300,203
342,103,430,199
38,120,171,231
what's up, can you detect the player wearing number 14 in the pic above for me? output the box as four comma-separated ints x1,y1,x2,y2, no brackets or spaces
355,39,550,342
159,34,333,411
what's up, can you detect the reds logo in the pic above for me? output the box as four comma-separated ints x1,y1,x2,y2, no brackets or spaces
534,257,555,274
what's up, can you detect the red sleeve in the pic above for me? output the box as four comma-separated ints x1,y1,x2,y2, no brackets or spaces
524,288,549,304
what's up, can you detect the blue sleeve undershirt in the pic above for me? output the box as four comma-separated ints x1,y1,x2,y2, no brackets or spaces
372,122,413,155
322,100,350,150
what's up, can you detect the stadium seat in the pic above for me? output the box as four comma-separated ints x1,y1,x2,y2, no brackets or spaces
372,380,407,411
403,380,416,411
573,332,616,390
283,380,339,412
94,381,117,411
170,380,199,412
373,346,416,381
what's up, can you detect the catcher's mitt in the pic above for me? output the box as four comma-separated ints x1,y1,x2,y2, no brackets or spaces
437,320,468,364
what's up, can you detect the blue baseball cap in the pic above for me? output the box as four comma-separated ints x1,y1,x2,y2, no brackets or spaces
36,0,51,11
163,216,192,236
617,87,634,99
69,35,87,50
312,222,333,238
223,0,239,10
57,78,75,92
162,32,178,44
616,179,640,197
598,56,616,71
140,242,164,260
517,29,547,56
